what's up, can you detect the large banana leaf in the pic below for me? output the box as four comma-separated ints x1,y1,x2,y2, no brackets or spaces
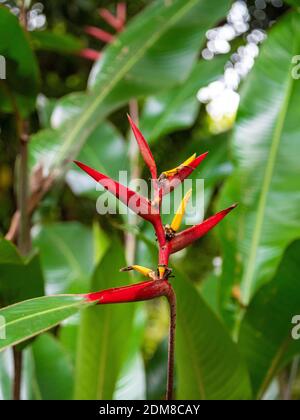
113,307,146,400
32,333,74,400
238,240,300,399
0,295,91,352
219,11,300,307
74,239,135,400
29,0,230,175
173,273,252,400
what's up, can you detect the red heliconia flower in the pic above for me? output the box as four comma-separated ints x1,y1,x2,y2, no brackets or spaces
158,152,208,197
85,279,172,305
74,115,237,400
170,204,237,254
79,2,127,62
75,116,236,282
85,26,115,43
79,48,101,62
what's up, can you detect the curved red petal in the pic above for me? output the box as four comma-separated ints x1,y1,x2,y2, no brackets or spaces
74,160,156,223
127,115,157,180
160,152,208,196
170,204,238,253
85,279,171,304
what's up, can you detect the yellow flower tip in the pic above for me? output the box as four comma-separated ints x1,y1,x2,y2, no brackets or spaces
120,265,153,278
161,154,196,179
170,189,192,232
182,153,196,167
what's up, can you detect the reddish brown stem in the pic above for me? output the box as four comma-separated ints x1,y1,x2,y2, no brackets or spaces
18,121,31,255
13,347,22,400
166,286,176,400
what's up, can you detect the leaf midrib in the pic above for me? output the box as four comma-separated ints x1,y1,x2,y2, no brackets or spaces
56,0,199,167
0,298,85,345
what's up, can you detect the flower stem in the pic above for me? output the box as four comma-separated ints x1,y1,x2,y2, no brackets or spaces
166,285,176,400
13,347,22,400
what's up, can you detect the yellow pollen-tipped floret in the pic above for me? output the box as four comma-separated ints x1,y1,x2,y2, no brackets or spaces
121,265,153,277
162,153,196,177
170,189,192,232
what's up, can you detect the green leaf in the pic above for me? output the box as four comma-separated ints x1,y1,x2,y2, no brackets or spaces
0,295,90,352
0,6,39,115
49,92,88,129
30,30,83,54
140,55,228,143
74,238,135,400
238,240,300,399
173,273,252,400
0,238,22,265
114,353,146,400
284,0,300,7
0,350,12,400
114,307,146,400
0,239,44,306
219,12,300,306
36,95,57,129
29,0,230,175
32,333,74,400
33,222,108,294
66,121,129,199
146,339,168,400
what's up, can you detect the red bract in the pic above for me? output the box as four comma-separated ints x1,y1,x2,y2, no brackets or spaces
80,2,127,61
127,114,157,179
99,3,126,31
79,48,101,61
85,26,115,43
85,279,172,304
159,152,208,196
75,116,236,400
170,204,238,254
74,160,154,220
